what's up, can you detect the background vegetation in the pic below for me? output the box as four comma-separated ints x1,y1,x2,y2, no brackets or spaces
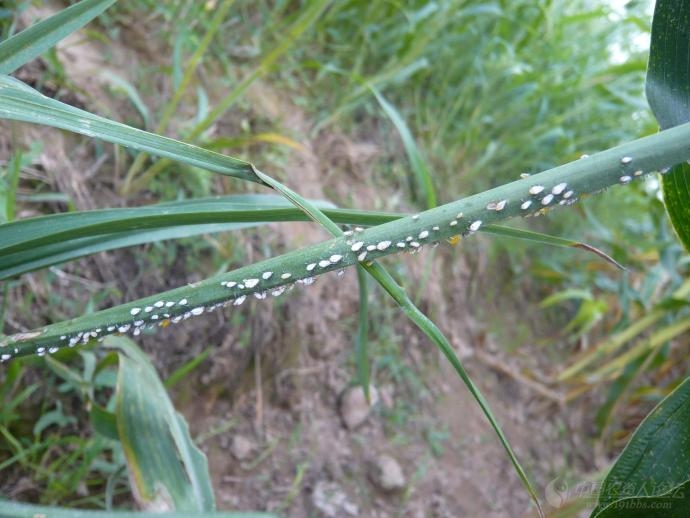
3,0,690,516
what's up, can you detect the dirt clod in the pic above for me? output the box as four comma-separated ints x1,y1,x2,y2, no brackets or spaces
367,454,406,493
338,384,379,430
230,435,254,461
311,480,359,517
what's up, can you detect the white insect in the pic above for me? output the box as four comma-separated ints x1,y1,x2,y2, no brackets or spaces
552,183,567,195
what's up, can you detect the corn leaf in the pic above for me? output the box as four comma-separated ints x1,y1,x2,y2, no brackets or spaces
107,335,215,512
5,124,690,360
591,376,690,516
0,0,116,75
0,75,261,185
646,0,690,253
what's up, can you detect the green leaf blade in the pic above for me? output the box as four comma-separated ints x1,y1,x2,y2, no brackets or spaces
0,75,262,185
645,0,690,253
592,376,690,515
109,336,215,512
0,0,117,75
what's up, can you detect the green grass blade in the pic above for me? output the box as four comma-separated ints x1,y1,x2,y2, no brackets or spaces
164,347,212,389
155,0,236,135
124,0,236,183
100,70,151,129
0,75,263,186
125,0,331,192
107,335,215,511
362,261,544,517
371,87,437,209
646,0,690,253
481,224,625,270
585,317,690,383
0,0,116,75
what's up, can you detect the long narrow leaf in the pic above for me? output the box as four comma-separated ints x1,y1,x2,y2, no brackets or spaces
0,0,116,75
0,75,262,185
371,87,437,209
4,123,690,359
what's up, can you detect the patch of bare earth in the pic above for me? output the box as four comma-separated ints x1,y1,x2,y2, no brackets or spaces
2,10,603,518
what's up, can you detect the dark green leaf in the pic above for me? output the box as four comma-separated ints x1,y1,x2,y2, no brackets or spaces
646,0,690,252
591,376,690,515
593,480,690,517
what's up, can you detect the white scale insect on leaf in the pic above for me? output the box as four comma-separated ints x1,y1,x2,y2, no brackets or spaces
552,182,567,195
486,200,507,211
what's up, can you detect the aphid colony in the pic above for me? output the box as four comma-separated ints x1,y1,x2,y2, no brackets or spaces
0,154,649,362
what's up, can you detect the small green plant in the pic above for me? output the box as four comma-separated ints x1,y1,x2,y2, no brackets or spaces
2,1,690,517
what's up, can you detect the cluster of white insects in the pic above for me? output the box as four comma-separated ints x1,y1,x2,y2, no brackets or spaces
0,154,652,362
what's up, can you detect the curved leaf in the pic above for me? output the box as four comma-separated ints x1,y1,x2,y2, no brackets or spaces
107,336,214,512
646,0,690,252
0,75,262,185
592,376,690,515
